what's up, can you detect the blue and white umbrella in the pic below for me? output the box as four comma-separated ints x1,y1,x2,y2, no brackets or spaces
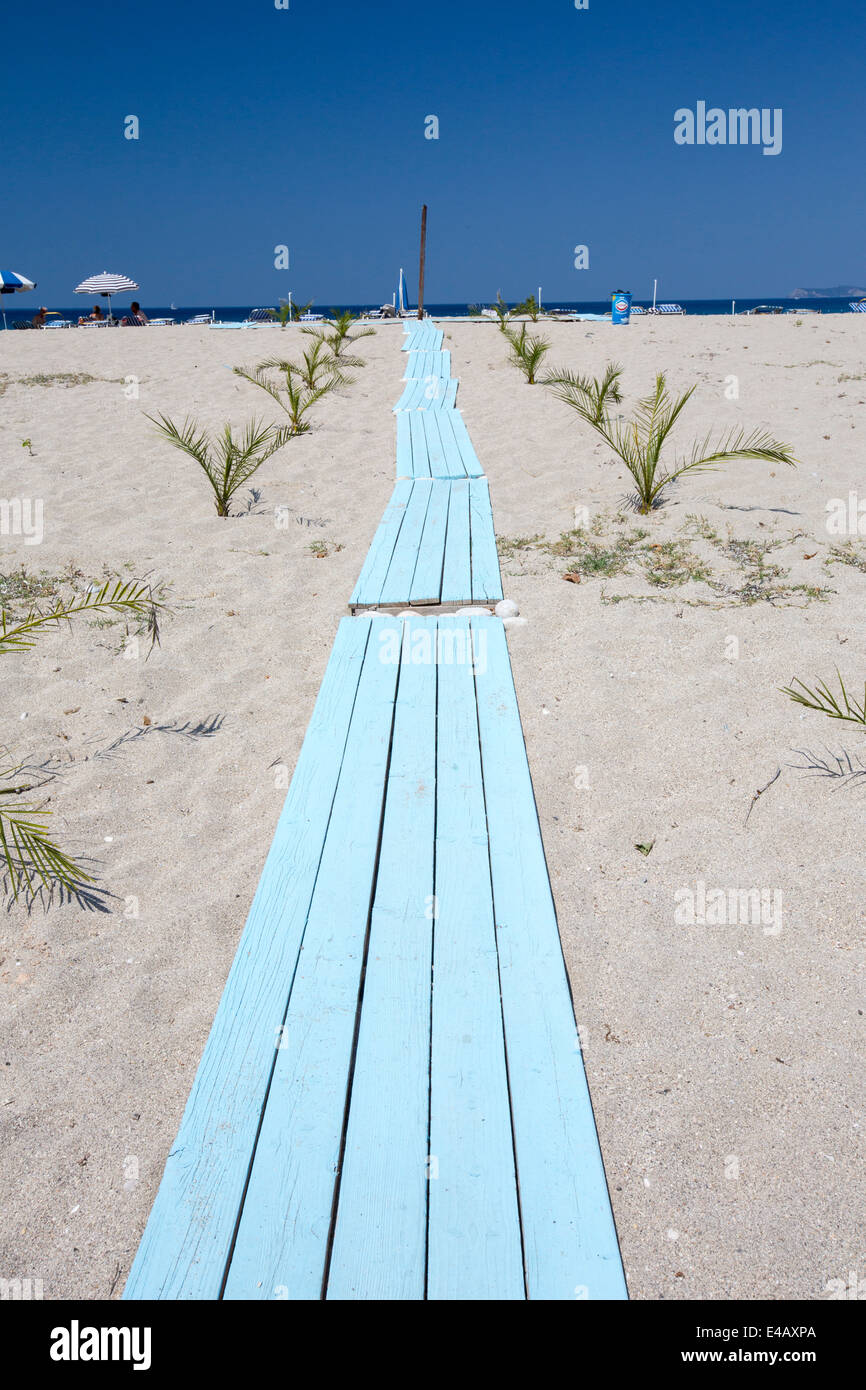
74,270,138,321
0,269,37,329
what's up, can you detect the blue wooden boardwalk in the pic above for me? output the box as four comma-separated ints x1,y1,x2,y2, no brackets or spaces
396,411,483,479
349,478,502,611
124,617,625,1301
124,323,626,1301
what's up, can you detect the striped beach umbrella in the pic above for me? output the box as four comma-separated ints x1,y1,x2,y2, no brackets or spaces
74,271,138,321
0,269,37,329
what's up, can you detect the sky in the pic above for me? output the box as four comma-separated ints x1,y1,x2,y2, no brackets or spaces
2,0,864,307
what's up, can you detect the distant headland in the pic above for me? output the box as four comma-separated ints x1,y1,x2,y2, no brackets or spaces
791,285,866,299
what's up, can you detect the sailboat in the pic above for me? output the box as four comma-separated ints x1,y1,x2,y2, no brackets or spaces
397,266,411,317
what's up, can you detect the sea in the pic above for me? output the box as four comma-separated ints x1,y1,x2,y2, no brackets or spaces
0,297,860,327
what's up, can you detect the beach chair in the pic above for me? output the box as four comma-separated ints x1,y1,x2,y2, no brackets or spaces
849,301,866,313
122,311,148,326
649,303,685,315
42,319,74,329
244,308,275,324
184,313,212,325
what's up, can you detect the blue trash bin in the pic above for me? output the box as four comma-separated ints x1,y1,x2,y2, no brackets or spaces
611,290,632,324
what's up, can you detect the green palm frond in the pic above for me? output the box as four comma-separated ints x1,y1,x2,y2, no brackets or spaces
545,362,624,424
237,347,350,433
548,363,798,512
0,578,162,655
149,412,292,514
503,324,551,384
0,794,92,900
1,577,168,902
781,671,866,725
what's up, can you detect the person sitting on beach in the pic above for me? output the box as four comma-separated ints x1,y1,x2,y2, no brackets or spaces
122,301,149,326
78,304,105,325
31,306,48,328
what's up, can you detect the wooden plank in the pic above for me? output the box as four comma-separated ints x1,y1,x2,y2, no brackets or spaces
471,616,628,1300
393,381,417,412
222,617,402,1300
395,412,413,479
409,482,450,604
420,413,450,479
450,411,484,477
123,617,373,1300
350,480,413,607
433,410,469,478
469,477,503,602
408,413,430,479
436,378,458,409
440,480,472,603
428,616,525,1299
325,618,436,1299
378,479,433,605
419,377,451,411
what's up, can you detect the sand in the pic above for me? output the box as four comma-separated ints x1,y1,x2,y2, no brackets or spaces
0,313,863,1300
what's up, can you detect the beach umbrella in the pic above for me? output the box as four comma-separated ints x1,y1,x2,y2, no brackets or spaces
0,270,37,329
74,271,138,322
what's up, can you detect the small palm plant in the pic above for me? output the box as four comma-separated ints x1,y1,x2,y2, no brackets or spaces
309,310,376,357
513,294,541,322
547,364,797,512
503,324,551,384
149,415,292,514
1,579,163,902
277,298,314,325
289,337,352,390
489,293,514,331
237,344,350,434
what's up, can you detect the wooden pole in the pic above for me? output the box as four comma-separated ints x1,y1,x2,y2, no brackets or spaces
417,204,427,320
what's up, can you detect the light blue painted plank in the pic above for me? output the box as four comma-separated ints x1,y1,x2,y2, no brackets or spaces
419,413,449,479
433,378,458,410
378,480,433,605
409,482,451,604
471,615,628,1300
350,480,413,607
440,480,471,603
430,408,467,480
393,381,417,412
123,617,373,1300
403,350,431,381
419,377,451,411
222,618,402,1300
449,411,484,477
428,616,525,1300
469,478,503,602
409,379,429,411
396,412,414,478
408,413,431,479
325,618,436,1299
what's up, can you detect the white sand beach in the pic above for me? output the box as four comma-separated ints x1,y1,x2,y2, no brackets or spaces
0,314,863,1300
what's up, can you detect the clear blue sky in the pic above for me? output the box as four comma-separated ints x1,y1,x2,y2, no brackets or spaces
3,0,863,305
